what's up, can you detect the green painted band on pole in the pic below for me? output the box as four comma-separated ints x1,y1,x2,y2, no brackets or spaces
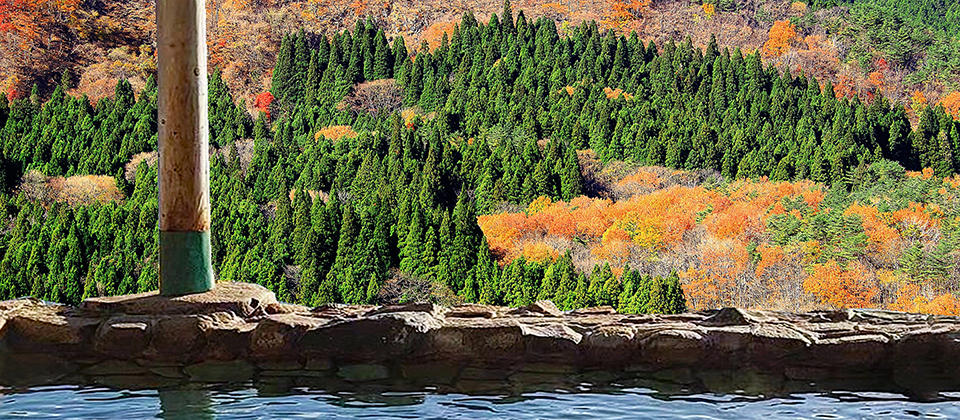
160,230,215,296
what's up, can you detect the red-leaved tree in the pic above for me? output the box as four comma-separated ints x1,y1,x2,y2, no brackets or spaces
254,91,274,120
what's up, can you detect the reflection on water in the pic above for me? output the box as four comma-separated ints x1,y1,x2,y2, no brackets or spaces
2,384,960,419
159,388,215,420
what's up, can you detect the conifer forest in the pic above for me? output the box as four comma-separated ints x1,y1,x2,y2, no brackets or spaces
1,0,960,315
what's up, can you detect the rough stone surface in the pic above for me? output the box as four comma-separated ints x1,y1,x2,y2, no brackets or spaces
81,282,277,317
257,360,303,371
6,303,100,347
0,353,76,386
250,313,330,358
151,315,204,360
366,302,444,317
570,306,618,315
3,282,960,396
445,304,499,318
508,300,564,317
94,317,151,358
264,302,311,315
305,358,332,371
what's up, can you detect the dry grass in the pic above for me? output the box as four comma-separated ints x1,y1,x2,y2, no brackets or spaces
287,189,327,203
604,165,722,200
577,149,607,197
399,107,436,127
74,46,155,102
315,125,359,142
221,139,255,174
58,175,124,205
422,20,459,51
21,170,123,206
603,87,627,100
124,151,158,182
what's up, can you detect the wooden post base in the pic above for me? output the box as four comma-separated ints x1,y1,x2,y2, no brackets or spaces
159,230,215,296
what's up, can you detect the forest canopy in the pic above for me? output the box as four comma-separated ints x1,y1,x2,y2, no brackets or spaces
0,5,959,315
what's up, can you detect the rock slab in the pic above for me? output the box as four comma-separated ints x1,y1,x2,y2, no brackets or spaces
2,284,960,397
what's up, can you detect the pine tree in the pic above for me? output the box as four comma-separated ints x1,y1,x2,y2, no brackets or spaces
271,35,294,108
617,266,639,312
320,203,358,304
292,189,313,263
399,207,425,274
559,146,583,200
350,204,390,303
268,189,293,264
663,271,687,314
602,266,623,308
373,30,392,79
502,257,526,306
552,252,577,309
475,238,500,305
502,0,515,35
567,272,590,310
586,263,607,306
391,36,409,78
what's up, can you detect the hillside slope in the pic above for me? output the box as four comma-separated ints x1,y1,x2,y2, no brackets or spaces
2,10,960,315
1,0,957,113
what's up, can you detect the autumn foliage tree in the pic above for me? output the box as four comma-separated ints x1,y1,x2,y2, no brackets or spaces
762,20,798,58
802,261,878,308
3,11,960,318
605,0,651,29
941,91,960,119
702,3,716,18
0,0,80,41
0,0,84,93
480,161,960,314
254,91,274,120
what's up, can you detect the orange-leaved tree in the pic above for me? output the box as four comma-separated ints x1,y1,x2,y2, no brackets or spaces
892,282,960,316
605,0,651,29
702,3,716,18
696,236,753,307
941,91,960,119
761,20,797,58
0,0,80,40
843,203,901,266
911,90,928,115
918,294,960,316
522,242,558,263
423,20,458,51
802,260,878,308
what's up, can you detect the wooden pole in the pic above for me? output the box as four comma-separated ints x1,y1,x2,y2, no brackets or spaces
157,0,214,296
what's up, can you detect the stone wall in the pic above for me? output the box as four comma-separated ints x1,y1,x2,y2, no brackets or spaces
1,282,959,398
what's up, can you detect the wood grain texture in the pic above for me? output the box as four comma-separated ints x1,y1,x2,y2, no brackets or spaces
157,0,210,232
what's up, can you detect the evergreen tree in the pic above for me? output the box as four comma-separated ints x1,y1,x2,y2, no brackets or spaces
475,238,500,305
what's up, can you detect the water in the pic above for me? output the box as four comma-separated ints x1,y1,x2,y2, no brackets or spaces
2,384,959,419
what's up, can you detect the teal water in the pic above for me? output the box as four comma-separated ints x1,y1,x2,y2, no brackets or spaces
2,385,959,419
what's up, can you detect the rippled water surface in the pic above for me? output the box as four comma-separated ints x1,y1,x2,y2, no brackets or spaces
2,385,959,419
